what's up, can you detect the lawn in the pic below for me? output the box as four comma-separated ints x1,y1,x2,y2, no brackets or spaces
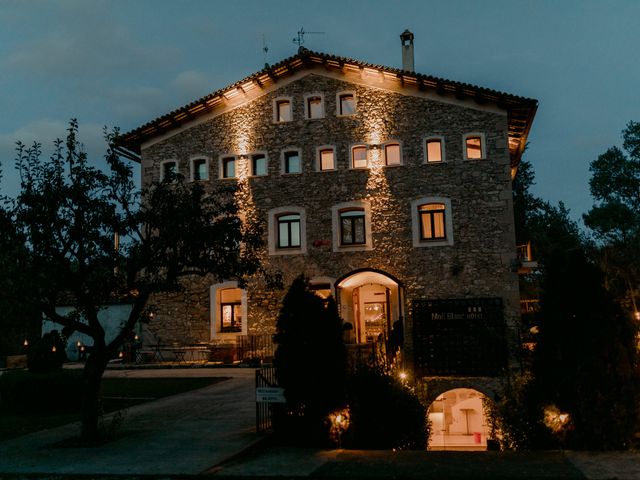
0,370,228,441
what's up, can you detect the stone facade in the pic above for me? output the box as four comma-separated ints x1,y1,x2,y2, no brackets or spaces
138,68,524,377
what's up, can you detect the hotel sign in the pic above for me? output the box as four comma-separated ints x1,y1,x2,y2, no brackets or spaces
412,297,507,376
256,387,286,403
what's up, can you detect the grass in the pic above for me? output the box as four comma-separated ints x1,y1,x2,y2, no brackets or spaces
0,370,228,441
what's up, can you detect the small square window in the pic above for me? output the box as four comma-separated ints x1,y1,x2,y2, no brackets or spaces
466,136,483,159
284,151,301,174
339,93,355,115
221,157,236,179
192,159,208,181
426,140,443,162
319,149,335,171
276,100,292,122
252,154,267,176
385,143,401,166
161,161,178,181
307,96,323,119
352,146,368,169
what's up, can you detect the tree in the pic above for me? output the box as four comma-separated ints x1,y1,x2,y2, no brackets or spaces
584,120,640,313
273,275,347,443
5,120,262,441
533,242,639,449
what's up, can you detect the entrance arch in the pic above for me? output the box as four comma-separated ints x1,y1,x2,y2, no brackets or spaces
335,269,403,345
427,388,491,451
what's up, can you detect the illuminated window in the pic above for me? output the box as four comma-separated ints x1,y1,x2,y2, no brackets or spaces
306,95,324,119
318,147,335,171
425,138,444,163
161,160,177,181
275,98,292,122
219,288,242,333
418,203,446,240
464,133,485,160
352,145,368,169
277,213,301,248
191,158,208,181
411,197,453,247
221,156,236,179
251,153,267,176
340,209,366,245
283,150,301,174
338,92,356,115
384,143,401,166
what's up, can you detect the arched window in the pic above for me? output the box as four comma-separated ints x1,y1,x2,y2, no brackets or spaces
425,137,445,163
411,197,453,247
268,206,306,255
384,142,402,166
318,146,335,171
464,133,485,160
274,97,292,122
283,150,301,174
351,145,368,169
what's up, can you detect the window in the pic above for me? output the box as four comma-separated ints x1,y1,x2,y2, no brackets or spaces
419,203,446,240
161,160,177,181
331,201,372,251
318,147,335,171
221,156,236,179
464,133,485,160
277,213,301,248
425,138,444,163
352,145,368,169
340,209,366,245
384,143,401,166
306,95,323,119
275,99,292,122
251,153,267,176
410,197,453,247
338,92,356,115
283,150,301,174
220,288,242,333
211,282,246,337
191,158,208,181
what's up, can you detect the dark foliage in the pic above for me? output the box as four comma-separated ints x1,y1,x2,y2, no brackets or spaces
345,367,427,450
26,331,67,373
273,275,347,444
2,120,263,440
533,246,640,449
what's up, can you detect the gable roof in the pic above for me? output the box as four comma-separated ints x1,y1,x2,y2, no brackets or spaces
115,47,537,171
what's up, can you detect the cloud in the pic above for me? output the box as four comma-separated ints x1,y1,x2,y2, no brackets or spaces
4,2,180,83
171,70,212,100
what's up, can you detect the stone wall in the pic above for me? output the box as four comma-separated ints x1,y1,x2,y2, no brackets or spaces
140,72,520,373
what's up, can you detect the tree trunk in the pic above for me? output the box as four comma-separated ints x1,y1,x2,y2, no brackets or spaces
80,346,109,442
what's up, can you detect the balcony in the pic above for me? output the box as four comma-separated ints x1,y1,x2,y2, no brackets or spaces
516,242,538,274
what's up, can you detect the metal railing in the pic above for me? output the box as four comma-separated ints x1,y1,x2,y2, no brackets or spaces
256,366,281,433
237,334,275,364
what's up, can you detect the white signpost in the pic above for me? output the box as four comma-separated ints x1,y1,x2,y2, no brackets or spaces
256,387,286,403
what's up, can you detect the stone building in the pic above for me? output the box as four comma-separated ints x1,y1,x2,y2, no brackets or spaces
118,33,537,448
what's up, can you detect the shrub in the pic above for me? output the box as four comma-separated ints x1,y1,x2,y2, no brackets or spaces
273,275,347,445
345,367,428,450
27,331,67,373
484,373,553,450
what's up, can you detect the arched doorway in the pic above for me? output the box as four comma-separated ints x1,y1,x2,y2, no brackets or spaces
427,388,491,451
335,269,403,346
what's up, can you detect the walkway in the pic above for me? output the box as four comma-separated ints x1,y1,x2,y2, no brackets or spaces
0,367,258,475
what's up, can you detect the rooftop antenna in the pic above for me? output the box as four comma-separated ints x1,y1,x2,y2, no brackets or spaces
262,34,269,68
293,27,324,50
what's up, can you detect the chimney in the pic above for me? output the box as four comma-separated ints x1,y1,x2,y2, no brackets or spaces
400,29,415,72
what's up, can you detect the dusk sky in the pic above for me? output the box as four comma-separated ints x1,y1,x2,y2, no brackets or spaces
1,0,638,224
